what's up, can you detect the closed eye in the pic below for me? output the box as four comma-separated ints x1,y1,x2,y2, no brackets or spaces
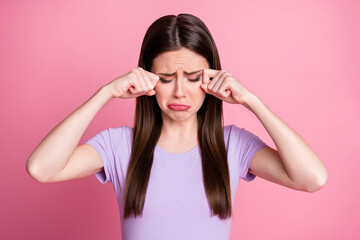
188,76,201,82
159,74,202,84
189,73,202,82
159,78,172,83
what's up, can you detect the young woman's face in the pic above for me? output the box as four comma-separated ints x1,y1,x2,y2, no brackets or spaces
151,47,210,123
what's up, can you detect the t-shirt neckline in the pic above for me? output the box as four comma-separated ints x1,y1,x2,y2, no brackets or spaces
155,144,199,157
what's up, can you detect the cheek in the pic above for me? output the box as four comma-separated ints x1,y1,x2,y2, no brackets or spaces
154,85,168,103
190,87,206,103
154,84,164,95
191,83,205,94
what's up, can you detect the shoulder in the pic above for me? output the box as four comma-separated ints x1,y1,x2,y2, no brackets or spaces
223,124,245,139
112,125,133,135
223,124,262,147
105,125,133,144
105,125,133,137
88,125,133,147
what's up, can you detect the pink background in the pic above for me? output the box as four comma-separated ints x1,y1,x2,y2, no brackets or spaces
1,0,359,239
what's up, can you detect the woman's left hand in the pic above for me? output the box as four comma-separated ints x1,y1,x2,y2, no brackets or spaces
201,69,253,105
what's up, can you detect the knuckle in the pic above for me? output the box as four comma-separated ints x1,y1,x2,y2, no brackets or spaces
129,72,136,78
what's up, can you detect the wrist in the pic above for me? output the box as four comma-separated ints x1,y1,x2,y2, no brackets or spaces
99,84,115,102
241,92,261,112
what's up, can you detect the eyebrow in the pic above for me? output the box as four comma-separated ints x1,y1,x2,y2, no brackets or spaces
157,69,204,76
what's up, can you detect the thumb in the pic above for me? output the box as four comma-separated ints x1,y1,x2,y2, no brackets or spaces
203,69,220,84
123,78,133,90
145,89,156,96
145,70,160,82
201,83,211,94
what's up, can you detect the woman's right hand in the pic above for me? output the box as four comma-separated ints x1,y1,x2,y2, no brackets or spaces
106,67,160,99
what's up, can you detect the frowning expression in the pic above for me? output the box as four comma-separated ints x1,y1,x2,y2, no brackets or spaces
151,47,209,122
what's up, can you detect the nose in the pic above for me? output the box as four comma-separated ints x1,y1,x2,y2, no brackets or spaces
172,75,186,98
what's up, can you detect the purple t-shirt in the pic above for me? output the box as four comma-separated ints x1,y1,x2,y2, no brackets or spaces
85,124,267,240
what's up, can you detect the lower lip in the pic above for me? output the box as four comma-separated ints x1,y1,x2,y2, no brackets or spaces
168,105,190,111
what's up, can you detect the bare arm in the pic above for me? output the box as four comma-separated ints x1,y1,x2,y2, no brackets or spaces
26,86,113,182
26,67,160,183
245,94,328,192
201,68,328,192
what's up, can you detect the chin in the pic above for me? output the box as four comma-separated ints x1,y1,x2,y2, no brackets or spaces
163,111,195,122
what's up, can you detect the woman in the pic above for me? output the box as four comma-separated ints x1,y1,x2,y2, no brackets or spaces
26,13,328,239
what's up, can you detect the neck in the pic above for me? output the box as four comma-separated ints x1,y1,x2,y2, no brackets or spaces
159,113,198,141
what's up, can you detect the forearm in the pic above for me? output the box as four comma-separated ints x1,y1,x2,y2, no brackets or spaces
26,85,114,180
243,93,328,191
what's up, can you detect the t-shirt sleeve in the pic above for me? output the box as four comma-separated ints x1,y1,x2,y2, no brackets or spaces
240,128,268,182
227,125,268,182
84,127,123,184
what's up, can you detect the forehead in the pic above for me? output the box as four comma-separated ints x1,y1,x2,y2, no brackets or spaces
151,48,209,72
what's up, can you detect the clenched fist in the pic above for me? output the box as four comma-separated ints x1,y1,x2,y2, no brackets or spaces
106,67,160,99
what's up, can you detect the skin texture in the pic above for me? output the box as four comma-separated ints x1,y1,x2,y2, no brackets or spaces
149,47,328,192
149,48,210,152
151,48,209,123
27,47,328,192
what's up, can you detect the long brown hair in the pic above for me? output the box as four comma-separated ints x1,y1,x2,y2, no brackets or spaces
123,13,232,220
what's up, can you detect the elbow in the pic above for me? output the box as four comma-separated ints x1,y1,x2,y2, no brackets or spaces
305,168,328,193
25,160,49,183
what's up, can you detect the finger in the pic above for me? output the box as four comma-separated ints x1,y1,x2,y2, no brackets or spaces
129,86,136,94
202,68,220,84
200,83,212,94
144,69,160,85
128,78,134,85
145,89,156,96
204,68,221,78
122,78,133,92
225,89,231,97
151,76,160,88
213,72,229,92
131,76,142,93
138,68,154,90
218,80,231,98
208,70,226,90
127,72,140,90
133,69,146,91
